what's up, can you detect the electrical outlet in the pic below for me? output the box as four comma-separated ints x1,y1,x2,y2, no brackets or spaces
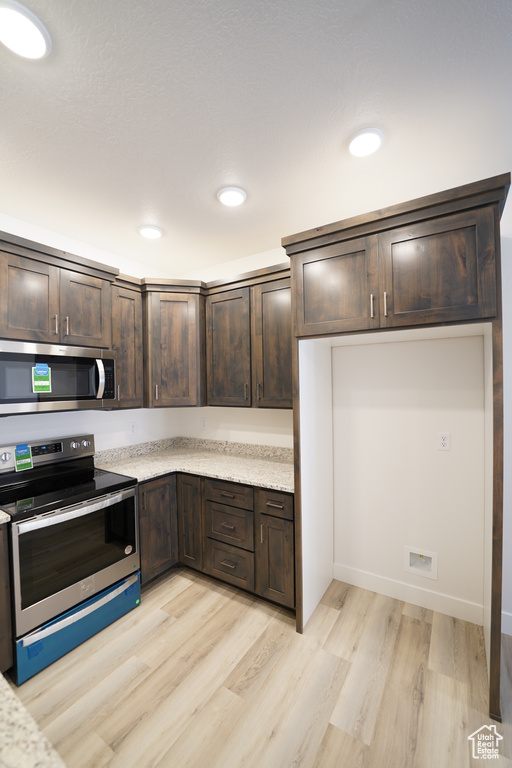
437,431,451,451
129,422,136,435
201,417,207,430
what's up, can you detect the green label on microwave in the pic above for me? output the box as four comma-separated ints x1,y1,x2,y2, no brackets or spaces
14,444,33,472
32,363,52,393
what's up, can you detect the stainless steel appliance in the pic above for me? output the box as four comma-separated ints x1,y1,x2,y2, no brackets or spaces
0,340,116,415
0,434,140,683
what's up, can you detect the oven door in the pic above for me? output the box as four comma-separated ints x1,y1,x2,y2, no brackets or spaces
11,487,139,638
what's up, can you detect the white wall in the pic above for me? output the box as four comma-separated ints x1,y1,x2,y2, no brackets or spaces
331,336,486,624
178,407,293,448
501,237,512,634
298,339,335,627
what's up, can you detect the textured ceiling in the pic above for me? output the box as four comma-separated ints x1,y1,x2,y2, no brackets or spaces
1,0,512,277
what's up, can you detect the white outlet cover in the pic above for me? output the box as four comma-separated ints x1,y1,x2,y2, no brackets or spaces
437,431,451,451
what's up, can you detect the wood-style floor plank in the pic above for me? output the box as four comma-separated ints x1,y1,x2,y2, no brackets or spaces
10,569,510,768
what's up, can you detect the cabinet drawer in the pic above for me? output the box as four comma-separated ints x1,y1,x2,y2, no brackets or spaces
205,539,255,591
255,488,293,521
204,478,254,510
205,501,254,551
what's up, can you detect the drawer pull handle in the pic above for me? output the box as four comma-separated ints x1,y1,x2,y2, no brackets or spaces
221,491,235,499
267,502,284,509
220,559,237,570
220,522,235,531
260,524,264,544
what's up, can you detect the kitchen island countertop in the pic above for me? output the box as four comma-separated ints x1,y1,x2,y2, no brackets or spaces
0,673,66,768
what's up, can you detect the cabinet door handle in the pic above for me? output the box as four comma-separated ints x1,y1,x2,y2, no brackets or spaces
54,314,59,334
220,559,237,570
220,521,235,531
260,524,264,544
141,492,146,510
117,384,121,402
383,292,388,317
370,294,375,319
221,491,235,499
267,501,284,509
256,382,261,400
64,316,70,336
244,383,249,400
155,384,159,401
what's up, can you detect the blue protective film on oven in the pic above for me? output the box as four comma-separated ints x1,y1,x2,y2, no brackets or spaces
15,572,141,685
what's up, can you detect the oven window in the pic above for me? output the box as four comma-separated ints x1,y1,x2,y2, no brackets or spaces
18,497,136,610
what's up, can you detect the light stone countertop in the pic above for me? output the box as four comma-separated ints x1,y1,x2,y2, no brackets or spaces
0,674,66,768
0,511,10,524
95,437,294,493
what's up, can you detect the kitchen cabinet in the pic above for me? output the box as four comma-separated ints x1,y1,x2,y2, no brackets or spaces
288,202,498,337
204,478,255,591
111,282,144,408
139,475,178,584
251,278,292,408
0,251,112,347
177,474,203,570
144,290,205,407
206,287,251,406
206,274,292,409
255,489,294,609
0,523,12,672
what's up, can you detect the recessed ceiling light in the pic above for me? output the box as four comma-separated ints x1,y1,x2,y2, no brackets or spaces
138,225,163,240
0,0,52,59
348,128,384,157
217,187,247,207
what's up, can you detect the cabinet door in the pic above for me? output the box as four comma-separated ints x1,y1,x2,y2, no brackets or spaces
378,207,497,328
59,269,112,347
206,288,251,406
139,475,178,584
0,252,60,342
147,293,204,407
255,511,294,609
112,286,143,408
293,236,379,336
0,525,13,672
251,279,292,408
177,474,203,570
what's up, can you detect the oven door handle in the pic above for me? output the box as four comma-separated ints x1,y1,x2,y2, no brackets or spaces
16,488,135,534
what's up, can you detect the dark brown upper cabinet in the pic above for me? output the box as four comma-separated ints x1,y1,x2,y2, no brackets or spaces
206,287,251,407
284,175,508,337
251,278,292,408
111,281,144,408
144,289,205,407
0,251,112,347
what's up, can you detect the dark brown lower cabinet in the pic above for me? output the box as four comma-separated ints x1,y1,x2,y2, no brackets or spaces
255,489,295,609
177,474,203,570
139,475,178,584
0,524,13,671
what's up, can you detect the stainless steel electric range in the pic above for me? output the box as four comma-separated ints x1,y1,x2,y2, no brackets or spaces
0,434,140,684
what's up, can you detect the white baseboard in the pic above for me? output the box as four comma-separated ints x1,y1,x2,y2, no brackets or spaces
502,611,512,636
333,563,484,625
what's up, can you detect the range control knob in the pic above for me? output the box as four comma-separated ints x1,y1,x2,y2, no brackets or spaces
0,452,12,462
70,441,80,450
82,440,91,448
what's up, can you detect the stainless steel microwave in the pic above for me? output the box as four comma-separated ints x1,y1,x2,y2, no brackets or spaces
0,340,116,415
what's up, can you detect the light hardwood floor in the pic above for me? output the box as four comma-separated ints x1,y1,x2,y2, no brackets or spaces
11,569,512,767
